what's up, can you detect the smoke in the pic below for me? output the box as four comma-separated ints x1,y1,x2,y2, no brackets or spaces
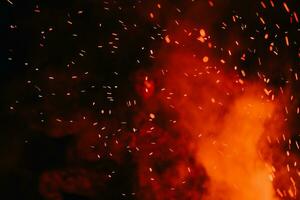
139,49,282,200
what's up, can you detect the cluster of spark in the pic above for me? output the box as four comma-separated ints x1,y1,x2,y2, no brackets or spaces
4,0,300,199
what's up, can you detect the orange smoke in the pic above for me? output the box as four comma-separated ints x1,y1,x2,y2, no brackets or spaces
141,50,284,200
195,95,278,200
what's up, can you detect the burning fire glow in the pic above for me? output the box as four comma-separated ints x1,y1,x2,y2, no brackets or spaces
38,25,298,200
131,49,287,199
7,1,299,199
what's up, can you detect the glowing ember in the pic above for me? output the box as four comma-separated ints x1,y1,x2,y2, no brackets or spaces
2,0,299,199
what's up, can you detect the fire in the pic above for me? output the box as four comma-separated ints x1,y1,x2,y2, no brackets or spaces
133,50,286,199
195,95,278,200
13,1,297,199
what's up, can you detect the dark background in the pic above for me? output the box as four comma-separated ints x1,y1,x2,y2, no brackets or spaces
0,0,299,199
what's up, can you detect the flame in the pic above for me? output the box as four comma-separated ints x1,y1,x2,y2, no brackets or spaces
22,1,298,199
133,50,285,199
195,95,277,200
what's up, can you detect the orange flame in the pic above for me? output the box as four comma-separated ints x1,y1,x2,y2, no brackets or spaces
139,50,286,199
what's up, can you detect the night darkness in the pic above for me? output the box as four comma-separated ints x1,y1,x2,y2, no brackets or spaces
1,0,300,200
